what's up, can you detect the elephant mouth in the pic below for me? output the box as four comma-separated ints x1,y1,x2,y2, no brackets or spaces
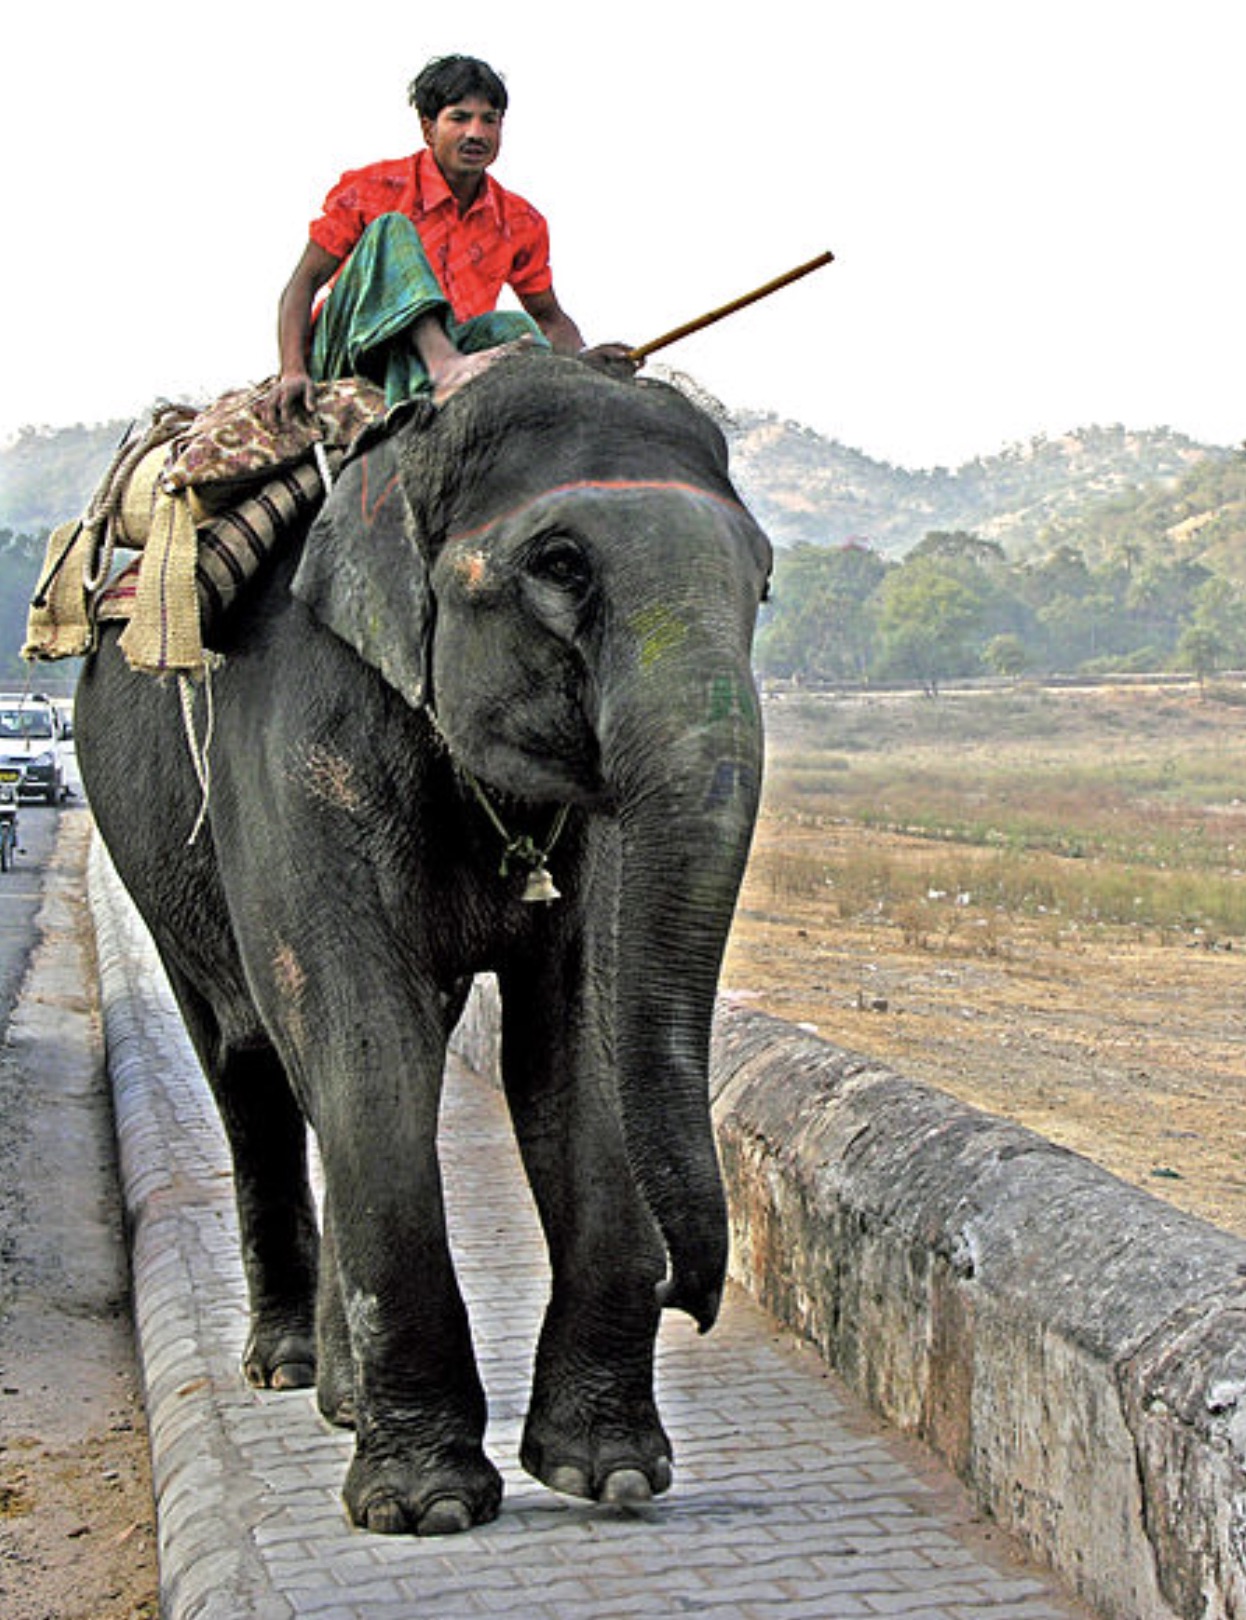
431,684,607,811
429,705,608,819
484,741,607,809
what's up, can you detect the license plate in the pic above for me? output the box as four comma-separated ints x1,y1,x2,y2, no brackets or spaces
0,769,22,784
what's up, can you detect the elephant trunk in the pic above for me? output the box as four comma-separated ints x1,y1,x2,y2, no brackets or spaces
607,648,763,1333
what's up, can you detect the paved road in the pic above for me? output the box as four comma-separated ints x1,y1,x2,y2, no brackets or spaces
92,847,1099,1620
0,804,65,1017
0,734,87,1020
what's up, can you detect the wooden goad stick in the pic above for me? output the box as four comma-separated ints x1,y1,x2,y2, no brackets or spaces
627,251,835,363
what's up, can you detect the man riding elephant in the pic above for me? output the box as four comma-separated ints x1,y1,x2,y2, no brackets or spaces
268,53,636,423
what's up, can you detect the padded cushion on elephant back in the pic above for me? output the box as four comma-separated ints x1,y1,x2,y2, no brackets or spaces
195,462,327,622
92,462,328,629
163,376,388,507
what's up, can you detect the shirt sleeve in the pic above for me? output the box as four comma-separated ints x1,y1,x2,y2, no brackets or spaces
308,164,401,262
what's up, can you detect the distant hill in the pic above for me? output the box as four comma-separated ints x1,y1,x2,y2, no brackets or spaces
1032,439,1246,584
0,379,1236,569
723,410,1228,558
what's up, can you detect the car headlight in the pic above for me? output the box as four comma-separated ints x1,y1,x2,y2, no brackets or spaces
28,751,53,769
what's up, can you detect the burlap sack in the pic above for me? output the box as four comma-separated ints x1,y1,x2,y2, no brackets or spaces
23,519,97,661
116,483,203,675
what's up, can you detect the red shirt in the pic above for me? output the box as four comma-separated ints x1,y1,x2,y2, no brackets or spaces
308,149,554,321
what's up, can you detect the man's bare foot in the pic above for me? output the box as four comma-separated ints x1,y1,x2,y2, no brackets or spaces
431,338,537,405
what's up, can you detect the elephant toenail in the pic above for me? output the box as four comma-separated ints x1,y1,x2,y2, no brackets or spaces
601,1468,653,1505
546,1464,593,1499
271,1361,315,1390
417,1496,474,1536
364,1498,411,1535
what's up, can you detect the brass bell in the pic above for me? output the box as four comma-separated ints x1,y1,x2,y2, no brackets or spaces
521,865,561,904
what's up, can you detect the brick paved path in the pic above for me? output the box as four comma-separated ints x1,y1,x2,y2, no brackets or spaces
91,848,1094,1620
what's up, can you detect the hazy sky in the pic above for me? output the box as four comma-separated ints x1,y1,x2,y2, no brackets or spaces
2,0,1242,468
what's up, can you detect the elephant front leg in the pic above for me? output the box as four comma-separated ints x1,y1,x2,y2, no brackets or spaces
318,1119,502,1536
522,1267,672,1506
499,958,673,1504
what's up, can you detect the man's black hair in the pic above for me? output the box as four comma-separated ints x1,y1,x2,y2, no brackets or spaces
408,56,509,119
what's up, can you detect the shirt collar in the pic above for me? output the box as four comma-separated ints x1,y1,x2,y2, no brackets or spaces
414,148,502,222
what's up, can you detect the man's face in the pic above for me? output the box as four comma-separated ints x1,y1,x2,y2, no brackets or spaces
421,95,503,188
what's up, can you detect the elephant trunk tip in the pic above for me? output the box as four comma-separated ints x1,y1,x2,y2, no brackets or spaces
655,1275,722,1336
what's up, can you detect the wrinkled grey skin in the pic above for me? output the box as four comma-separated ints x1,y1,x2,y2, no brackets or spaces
76,352,772,1536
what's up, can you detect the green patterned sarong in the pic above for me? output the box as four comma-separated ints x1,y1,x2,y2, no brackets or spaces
310,212,548,404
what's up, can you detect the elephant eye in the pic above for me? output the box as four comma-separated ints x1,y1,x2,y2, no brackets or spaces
525,533,592,596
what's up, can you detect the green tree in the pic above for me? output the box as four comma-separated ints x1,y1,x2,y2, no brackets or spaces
1125,556,1212,651
0,529,50,683
755,542,887,683
871,557,985,696
909,530,1007,571
982,632,1029,680
912,530,1035,655
1187,576,1246,667
1176,625,1226,688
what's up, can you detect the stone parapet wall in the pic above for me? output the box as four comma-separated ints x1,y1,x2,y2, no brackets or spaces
452,979,1246,1620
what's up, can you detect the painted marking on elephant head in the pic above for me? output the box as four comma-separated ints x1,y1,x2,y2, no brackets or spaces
359,460,402,528
452,549,489,592
704,757,761,811
445,479,745,548
705,673,759,726
302,745,362,813
703,674,761,810
631,603,689,670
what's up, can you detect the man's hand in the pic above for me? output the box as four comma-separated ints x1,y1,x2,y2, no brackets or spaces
267,242,343,429
264,372,317,431
578,343,643,379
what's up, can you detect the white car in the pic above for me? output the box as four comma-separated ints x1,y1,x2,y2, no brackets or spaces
0,693,70,804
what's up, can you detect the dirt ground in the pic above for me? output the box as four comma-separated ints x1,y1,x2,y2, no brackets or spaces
0,812,157,1620
723,686,1246,1238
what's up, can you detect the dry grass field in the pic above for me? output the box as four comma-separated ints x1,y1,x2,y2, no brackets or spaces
723,681,1246,1236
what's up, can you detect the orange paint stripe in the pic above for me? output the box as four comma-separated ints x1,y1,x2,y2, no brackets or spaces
446,479,742,546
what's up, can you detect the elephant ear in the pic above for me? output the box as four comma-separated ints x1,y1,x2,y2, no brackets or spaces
291,433,432,710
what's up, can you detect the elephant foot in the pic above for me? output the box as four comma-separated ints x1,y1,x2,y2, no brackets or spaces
521,1422,673,1505
242,1324,316,1392
344,1443,502,1537
315,1351,357,1429
318,1388,357,1430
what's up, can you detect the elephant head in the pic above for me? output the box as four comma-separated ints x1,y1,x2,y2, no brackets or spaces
292,352,772,1331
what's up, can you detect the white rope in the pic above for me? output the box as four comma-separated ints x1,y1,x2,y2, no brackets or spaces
178,666,217,846
313,440,334,494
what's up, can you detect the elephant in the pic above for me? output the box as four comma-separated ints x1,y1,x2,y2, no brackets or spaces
75,350,773,1536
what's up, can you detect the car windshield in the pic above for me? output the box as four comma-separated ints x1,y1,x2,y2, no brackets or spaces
0,709,52,740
